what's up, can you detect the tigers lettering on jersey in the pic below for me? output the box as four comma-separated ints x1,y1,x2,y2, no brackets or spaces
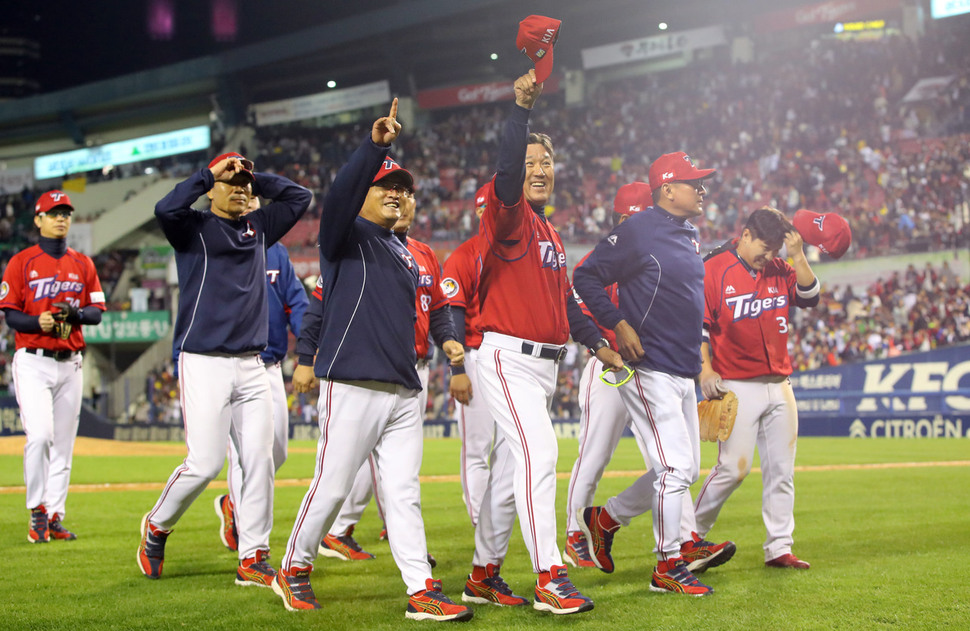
539,240,566,269
725,292,788,321
417,270,434,287
28,277,84,301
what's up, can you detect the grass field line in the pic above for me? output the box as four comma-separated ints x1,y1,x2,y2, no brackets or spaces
1,459,967,495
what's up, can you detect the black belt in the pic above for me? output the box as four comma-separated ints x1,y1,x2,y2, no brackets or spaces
521,342,567,362
25,347,80,361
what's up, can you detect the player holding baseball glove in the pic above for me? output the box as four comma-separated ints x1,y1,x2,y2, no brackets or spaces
690,207,819,570
1,190,106,544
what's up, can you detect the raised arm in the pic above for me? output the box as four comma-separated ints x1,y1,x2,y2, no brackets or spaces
494,71,543,207
318,100,401,259
252,173,312,246
154,170,210,250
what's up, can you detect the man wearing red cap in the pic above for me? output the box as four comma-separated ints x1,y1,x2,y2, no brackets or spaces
1,190,105,544
303,168,461,567
138,152,312,586
276,100,471,621
469,69,593,614
573,152,735,596
562,182,652,567
692,206,819,570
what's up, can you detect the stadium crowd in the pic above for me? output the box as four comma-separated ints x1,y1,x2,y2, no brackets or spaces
254,25,970,262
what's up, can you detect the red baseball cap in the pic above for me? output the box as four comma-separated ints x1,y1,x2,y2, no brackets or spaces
209,152,255,184
648,152,716,192
35,190,75,215
793,209,852,259
372,156,414,190
613,182,652,216
516,15,561,84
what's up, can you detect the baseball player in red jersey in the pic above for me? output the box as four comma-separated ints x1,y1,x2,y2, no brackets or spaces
1,191,105,543
562,183,652,567
441,186,493,528
690,207,819,570
469,68,593,615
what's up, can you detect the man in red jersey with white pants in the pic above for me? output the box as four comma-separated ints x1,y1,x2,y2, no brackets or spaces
691,206,819,570
1,190,105,544
469,67,593,615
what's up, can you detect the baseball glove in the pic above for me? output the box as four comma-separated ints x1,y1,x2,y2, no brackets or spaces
50,302,78,340
697,390,738,442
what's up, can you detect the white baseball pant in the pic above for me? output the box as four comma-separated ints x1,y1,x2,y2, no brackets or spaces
148,352,274,561
477,332,563,573
692,376,799,561
227,361,288,510
13,348,83,518
455,348,496,527
470,430,516,567
615,366,701,561
327,361,429,537
565,355,650,535
282,379,431,594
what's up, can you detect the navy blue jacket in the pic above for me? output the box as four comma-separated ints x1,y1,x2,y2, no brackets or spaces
572,206,705,378
263,242,308,364
308,137,421,390
156,169,311,355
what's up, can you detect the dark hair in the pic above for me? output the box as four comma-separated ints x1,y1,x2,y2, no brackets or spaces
744,206,793,248
528,132,555,158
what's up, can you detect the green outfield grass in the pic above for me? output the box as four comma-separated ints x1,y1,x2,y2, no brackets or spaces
2,437,969,630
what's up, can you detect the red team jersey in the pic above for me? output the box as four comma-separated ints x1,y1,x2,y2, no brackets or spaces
441,236,483,350
407,237,449,359
477,180,569,345
571,251,620,350
703,247,801,379
0,245,106,352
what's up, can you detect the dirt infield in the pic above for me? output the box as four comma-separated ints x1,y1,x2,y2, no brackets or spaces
0,436,319,457
0,436,967,495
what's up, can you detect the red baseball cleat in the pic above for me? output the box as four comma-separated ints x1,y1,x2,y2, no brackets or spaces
766,553,811,569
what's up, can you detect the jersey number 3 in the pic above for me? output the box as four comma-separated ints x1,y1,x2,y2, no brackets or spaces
776,316,789,334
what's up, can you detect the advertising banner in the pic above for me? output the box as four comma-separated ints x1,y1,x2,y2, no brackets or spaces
754,0,899,32
581,26,727,70
931,0,970,19
253,81,391,126
34,126,211,180
84,311,171,344
417,76,561,110
792,345,970,438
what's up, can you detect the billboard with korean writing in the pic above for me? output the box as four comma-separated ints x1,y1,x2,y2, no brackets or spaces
83,311,171,344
